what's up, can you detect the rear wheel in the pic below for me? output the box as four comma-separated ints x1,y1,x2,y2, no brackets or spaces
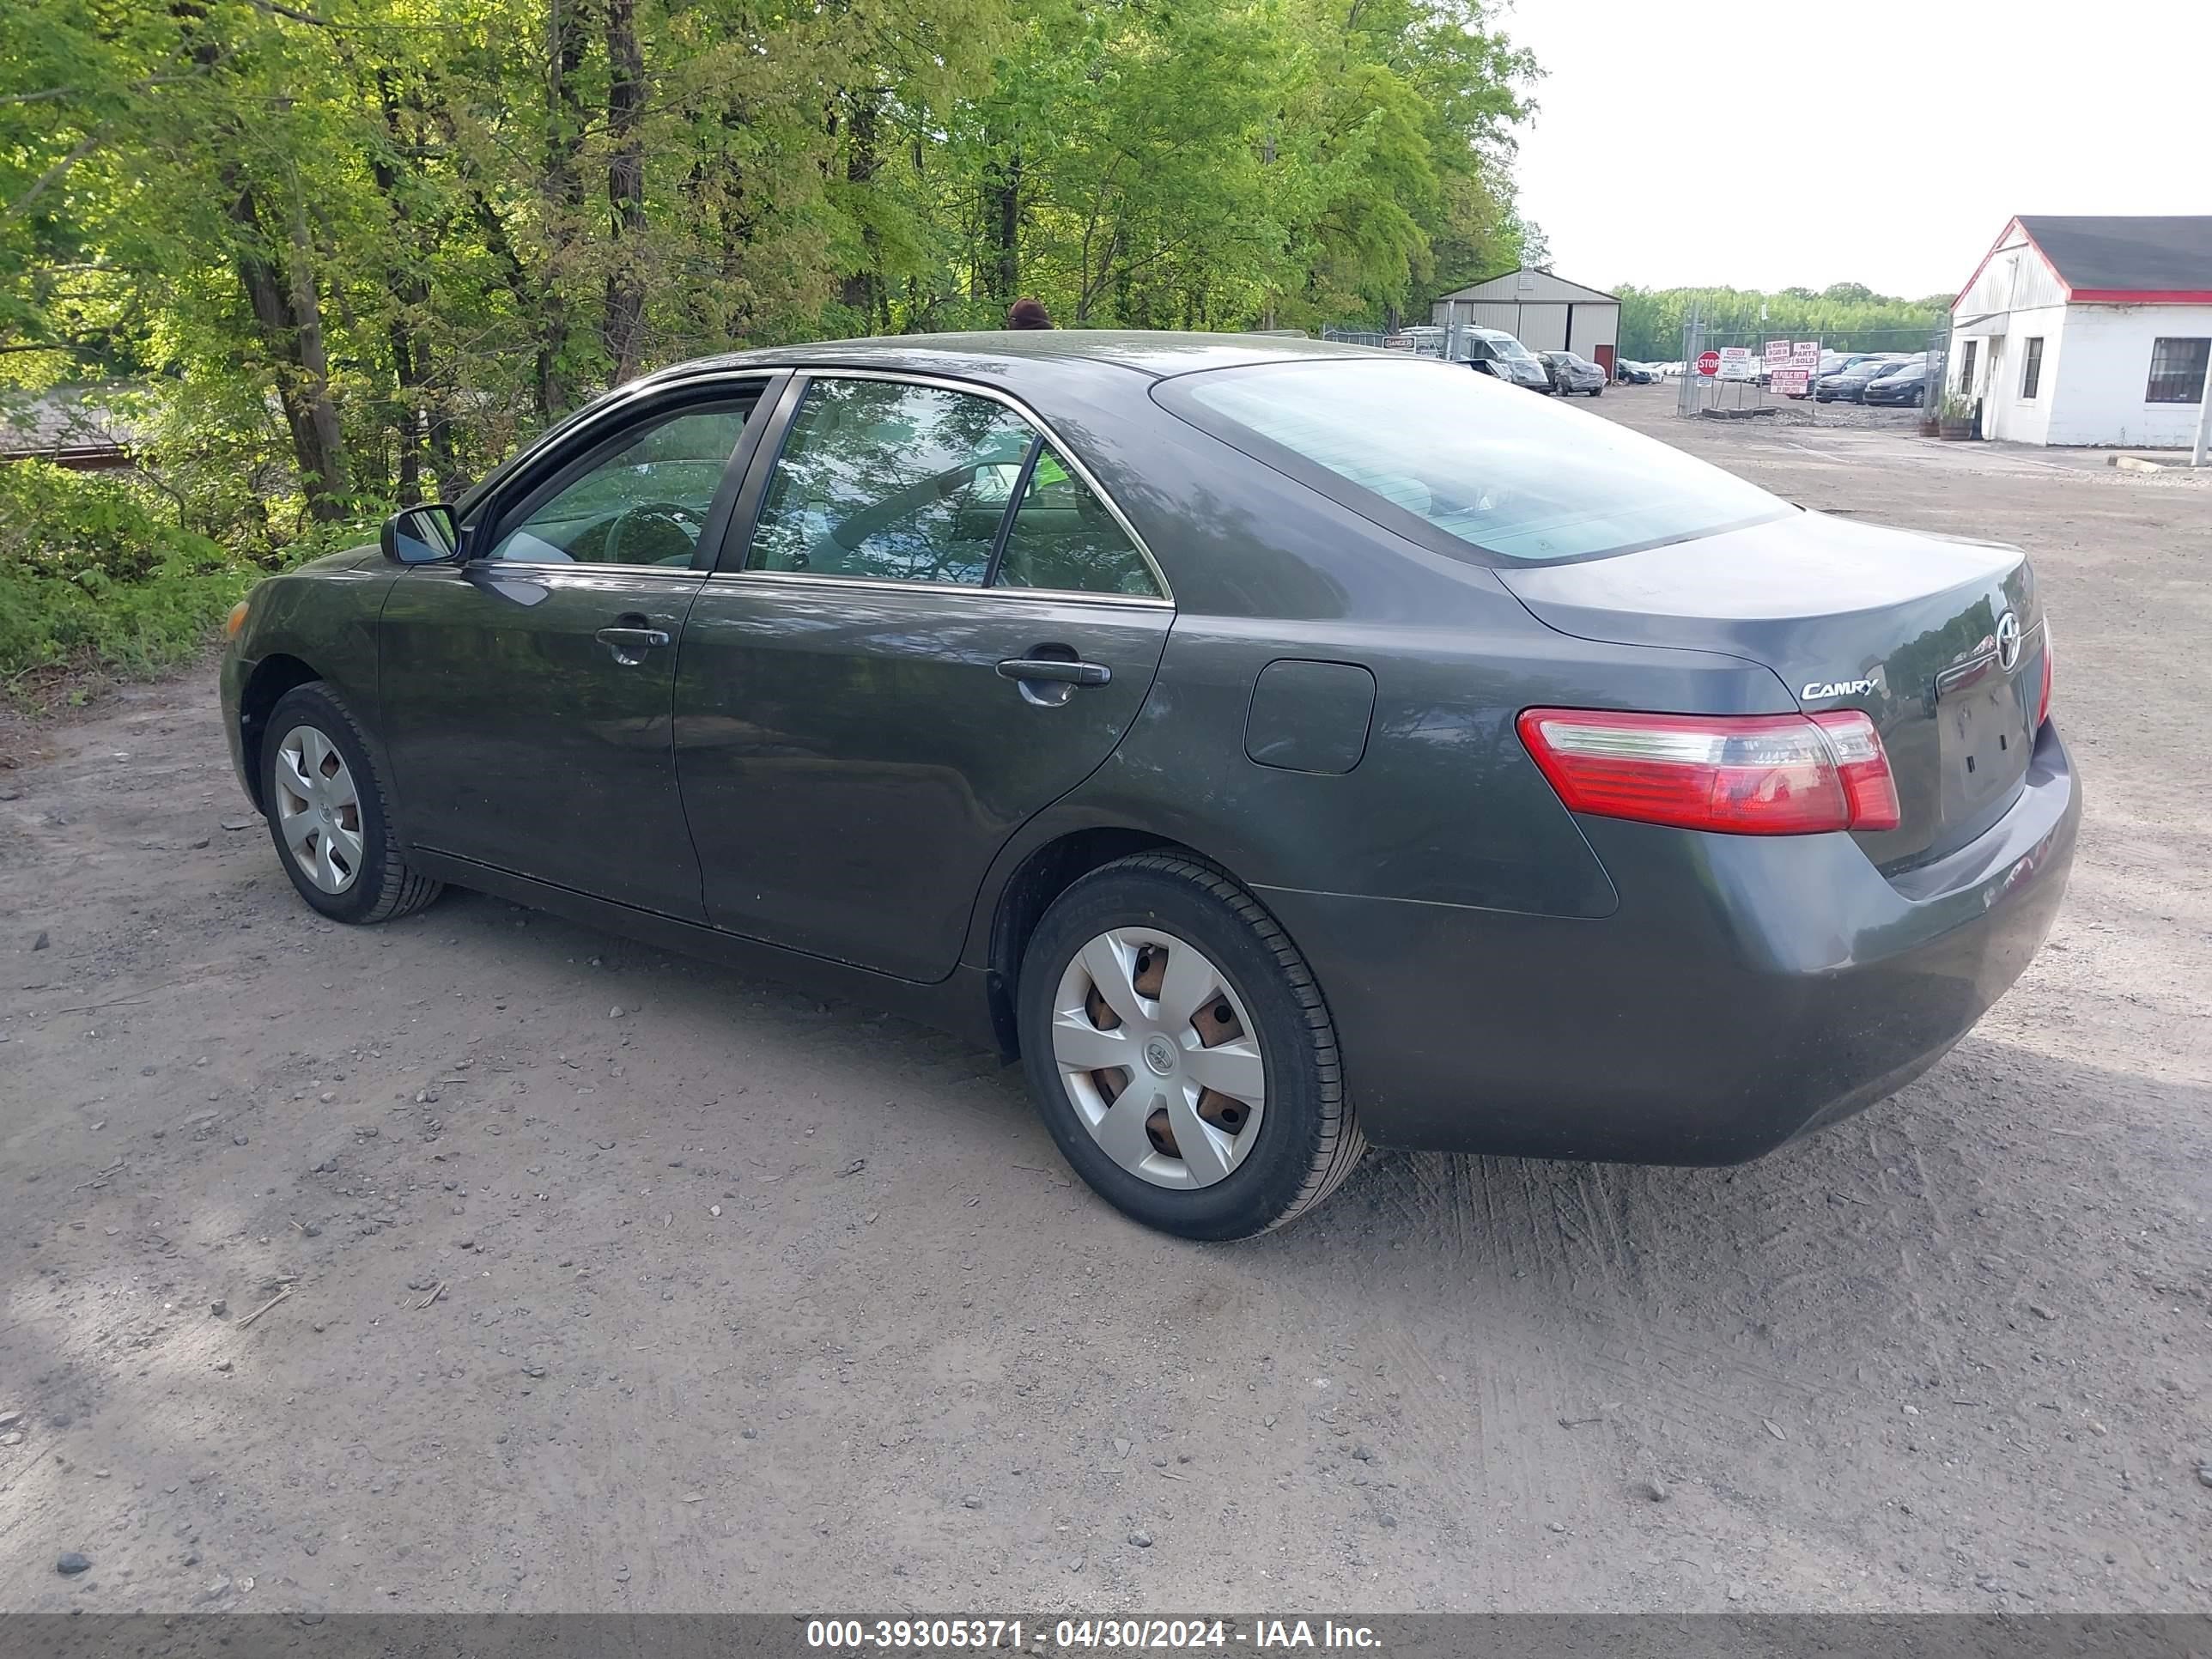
261,683,442,925
1017,854,1364,1239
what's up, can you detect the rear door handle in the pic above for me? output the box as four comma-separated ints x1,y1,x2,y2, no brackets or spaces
996,658,1111,687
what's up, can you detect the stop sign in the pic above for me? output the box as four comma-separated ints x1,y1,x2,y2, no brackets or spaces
1696,349,1721,377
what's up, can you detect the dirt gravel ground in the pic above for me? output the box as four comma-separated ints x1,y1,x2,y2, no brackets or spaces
2,386,2208,1615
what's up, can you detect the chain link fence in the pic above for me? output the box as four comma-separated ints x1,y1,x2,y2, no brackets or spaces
1321,325,1458,359
1673,306,1948,422
1923,318,1953,423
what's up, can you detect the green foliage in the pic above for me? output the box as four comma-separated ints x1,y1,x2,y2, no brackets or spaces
2,0,1537,672
1616,284,1946,361
0,460,262,673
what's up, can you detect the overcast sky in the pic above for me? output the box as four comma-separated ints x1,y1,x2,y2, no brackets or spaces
1498,0,2212,300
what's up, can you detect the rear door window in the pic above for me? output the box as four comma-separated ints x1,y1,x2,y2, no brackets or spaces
747,377,1036,585
992,447,1161,598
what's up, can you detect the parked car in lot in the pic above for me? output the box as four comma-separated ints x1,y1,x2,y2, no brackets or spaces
1538,350,1607,396
1777,351,1869,398
1816,356,1915,402
1613,360,1659,385
221,331,2075,1240
1458,326,1553,390
1862,360,1931,407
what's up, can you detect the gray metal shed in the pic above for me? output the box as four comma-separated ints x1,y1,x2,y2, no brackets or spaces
1430,269,1621,371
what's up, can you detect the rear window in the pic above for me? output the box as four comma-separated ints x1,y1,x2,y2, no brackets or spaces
1165,358,1789,563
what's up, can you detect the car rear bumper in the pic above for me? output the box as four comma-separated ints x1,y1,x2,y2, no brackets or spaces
1259,721,2079,1164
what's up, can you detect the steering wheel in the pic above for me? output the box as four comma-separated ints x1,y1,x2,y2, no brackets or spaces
816,463,1007,583
827,465,981,553
605,501,706,567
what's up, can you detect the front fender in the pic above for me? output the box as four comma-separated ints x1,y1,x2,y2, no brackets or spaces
225,549,399,810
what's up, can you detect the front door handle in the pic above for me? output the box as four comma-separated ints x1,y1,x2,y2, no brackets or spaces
596,624,672,666
996,658,1111,688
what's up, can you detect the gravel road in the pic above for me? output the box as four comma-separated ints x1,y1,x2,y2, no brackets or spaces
2,386,2207,1613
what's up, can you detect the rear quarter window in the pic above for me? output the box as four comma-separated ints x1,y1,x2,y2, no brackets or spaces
1158,357,1790,564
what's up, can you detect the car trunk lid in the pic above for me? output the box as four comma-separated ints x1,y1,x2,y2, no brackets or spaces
1497,509,2042,870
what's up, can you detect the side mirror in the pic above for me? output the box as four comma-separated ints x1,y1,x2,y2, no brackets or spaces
381,502,460,565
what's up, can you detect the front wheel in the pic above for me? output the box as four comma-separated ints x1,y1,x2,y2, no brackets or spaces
1017,854,1364,1239
260,682,442,925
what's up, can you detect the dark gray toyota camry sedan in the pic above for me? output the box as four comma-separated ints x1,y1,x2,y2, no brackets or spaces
220,331,2077,1238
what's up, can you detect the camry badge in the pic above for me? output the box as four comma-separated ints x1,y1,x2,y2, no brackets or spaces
1802,676,1880,700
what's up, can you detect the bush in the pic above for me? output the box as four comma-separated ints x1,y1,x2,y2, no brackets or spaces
0,460,264,676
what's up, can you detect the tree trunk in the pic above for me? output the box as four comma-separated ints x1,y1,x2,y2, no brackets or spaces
601,0,647,383
539,0,591,416
372,75,434,506
985,143,1020,305
837,93,882,326
283,192,349,520
185,9,347,520
225,183,349,523
388,319,422,506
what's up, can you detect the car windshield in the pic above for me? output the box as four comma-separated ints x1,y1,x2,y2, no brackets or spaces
1489,337,1540,363
1170,358,1790,563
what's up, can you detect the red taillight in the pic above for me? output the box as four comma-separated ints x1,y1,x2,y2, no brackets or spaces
2037,622,2053,729
1809,710,1903,830
1516,707,1902,836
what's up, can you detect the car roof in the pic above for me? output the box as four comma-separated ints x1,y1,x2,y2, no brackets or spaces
458,330,1401,513
635,329,1386,389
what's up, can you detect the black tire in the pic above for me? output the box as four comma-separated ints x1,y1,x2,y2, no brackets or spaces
260,682,442,925
1017,854,1364,1240
1589,385,1604,397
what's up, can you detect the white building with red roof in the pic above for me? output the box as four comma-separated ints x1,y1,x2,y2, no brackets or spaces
1949,216,2212,447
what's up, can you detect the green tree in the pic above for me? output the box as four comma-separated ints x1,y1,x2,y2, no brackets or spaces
3,0,1538,586
1613,283,1945,360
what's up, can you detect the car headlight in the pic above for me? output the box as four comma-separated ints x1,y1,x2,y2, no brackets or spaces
225,600,251,640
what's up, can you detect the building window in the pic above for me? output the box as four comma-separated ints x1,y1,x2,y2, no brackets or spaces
1958,338,1978,394
2146,337,2210,404
2019,337,2044,400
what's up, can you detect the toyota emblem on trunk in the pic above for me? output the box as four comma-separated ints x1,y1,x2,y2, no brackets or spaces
1996,611,2022,672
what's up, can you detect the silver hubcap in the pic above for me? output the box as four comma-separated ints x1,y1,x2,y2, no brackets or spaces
274,724,364,895
1051,927,1266,1189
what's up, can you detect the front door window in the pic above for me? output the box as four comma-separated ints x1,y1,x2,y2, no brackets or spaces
485,401,757,567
